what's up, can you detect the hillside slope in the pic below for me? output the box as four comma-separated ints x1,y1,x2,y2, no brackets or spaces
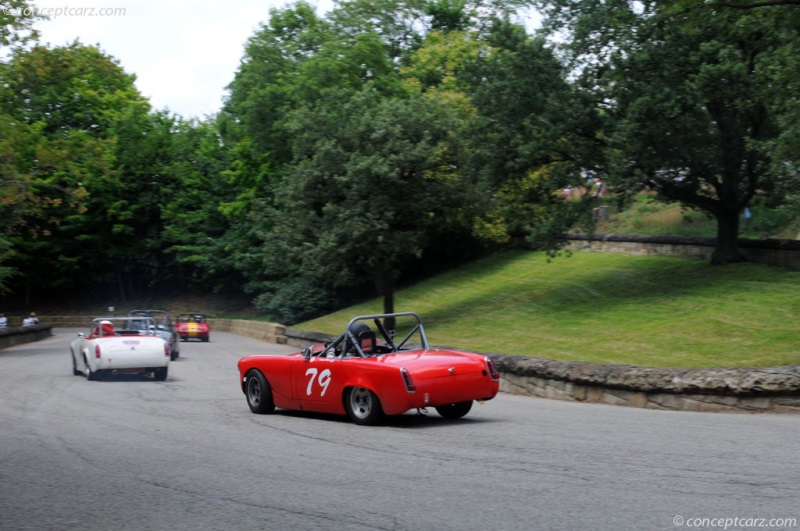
299,251,800,368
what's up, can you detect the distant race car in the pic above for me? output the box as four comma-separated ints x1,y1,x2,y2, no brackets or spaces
237,312,500,425
128,310,180,360
174,313,210,342
70,317,170,381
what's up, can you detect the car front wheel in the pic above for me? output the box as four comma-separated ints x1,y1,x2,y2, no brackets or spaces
345,387,383,426
245,370,275,414
435,400,473,419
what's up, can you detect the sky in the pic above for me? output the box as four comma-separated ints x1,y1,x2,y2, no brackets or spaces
30,0,334,119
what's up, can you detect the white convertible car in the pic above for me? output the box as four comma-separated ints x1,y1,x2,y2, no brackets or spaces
70,317,171,381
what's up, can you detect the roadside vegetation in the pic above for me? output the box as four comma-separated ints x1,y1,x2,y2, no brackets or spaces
3,1,798,371
299,251,800,369
3,1,800,327
595,194,800,240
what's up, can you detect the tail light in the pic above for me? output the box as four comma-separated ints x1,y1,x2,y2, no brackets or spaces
95,345,101,359
485,357,500,381
164,343,170,357
400,367,416,393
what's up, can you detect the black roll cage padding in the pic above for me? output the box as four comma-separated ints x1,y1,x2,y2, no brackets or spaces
306,312,429,360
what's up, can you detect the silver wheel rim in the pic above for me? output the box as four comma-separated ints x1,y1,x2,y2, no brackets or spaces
247,378,262,407
349,387,373,419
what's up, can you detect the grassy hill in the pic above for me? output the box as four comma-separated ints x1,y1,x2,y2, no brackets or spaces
298,250,800,369
595,194,800,239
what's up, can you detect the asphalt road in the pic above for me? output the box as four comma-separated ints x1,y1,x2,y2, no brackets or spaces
0,329,798,531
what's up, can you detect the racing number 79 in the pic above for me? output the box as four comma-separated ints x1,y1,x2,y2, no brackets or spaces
305,368,332,397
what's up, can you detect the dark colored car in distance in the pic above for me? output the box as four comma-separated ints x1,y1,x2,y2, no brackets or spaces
128,309,180,360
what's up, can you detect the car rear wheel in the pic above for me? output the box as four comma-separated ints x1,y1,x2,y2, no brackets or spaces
71,350,82,376
83,356,97,381
345,387,383,426
153,367,168,381
435,400,473,419
245,370,275,414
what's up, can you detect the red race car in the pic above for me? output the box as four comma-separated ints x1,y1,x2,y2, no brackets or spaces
238,312,500,425
174,313,210,342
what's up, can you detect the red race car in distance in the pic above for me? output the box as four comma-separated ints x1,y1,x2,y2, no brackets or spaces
238,312,500,425
174,313,210,342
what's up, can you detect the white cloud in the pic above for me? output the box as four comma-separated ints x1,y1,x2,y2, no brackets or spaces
31,0,333,118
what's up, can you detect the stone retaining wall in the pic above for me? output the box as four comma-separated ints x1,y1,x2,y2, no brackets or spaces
491,354,800,413
208,319,287,345
284,328,335,348
0,324,53,349
35,315,95,327
566,233,800,269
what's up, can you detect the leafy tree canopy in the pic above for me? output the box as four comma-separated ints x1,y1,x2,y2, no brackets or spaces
0,42,150,297
533,0,797,263
0,0,42,49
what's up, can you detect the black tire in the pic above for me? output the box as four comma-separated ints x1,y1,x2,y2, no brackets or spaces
245,370,275,414
153,367,168,381
345,387,383,426
435,400,473,419
71,350,82,376
83,356,97,381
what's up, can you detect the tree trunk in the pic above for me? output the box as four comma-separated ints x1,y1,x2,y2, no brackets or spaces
374,272,396,330
711,207,746,265
117,272,126,303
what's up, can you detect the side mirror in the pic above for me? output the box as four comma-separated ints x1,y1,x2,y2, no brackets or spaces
77,332,84,337
302,347,311,360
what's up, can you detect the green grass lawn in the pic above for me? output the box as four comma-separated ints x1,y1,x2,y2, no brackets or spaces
298,251,800,369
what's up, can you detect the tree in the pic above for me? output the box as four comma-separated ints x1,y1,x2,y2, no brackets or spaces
0,42,150,300
263,85,469,321
0,0,47,294
0,0,42,49
161,117,245,293
224,1,590,322
534,0,795,264
223,2,333,163
457,17,596,248
329,0,535,59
